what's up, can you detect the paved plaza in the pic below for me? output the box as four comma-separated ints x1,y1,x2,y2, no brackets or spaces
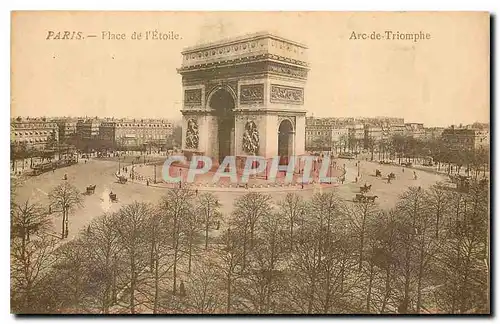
13,155,449,242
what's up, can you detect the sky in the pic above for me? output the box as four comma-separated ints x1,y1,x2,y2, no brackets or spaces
11,11,489,127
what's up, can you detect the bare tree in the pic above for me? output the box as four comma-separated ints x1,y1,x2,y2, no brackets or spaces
238,212,287,314
11,200,52,256
80,213,123,313
215,227,244,313
196,193,222,250
348,200,380,271
114,202,152,314
11,233,59,313
277,193,305,251
232,192,272,268
48,182,83,239
185,259,224,314
158,188,195,295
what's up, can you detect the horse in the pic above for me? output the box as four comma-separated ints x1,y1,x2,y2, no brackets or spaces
360,184,372,193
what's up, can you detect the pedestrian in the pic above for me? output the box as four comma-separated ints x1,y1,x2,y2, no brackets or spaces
146,179,149,186
301,182,304,189
179,281,186,298
413,171,418,180
195,189,198,196
216,220,220,230
402,167,405,173
355,177,358,183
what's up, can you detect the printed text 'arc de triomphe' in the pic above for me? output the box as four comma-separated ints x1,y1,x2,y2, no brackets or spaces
177,31,309,164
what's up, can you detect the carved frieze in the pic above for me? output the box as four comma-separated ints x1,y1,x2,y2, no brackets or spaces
268,63,308,79
242,121,260,155
270,84,304,105
185,118,199,149
240,84,264,105
184,89,202,106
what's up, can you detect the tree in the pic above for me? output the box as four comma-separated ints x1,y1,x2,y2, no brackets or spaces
277,193,305,251
158,188,195,295
11,200,52,257
48,182,84,239
435,182,489,314
80,213,123,313
424,183,451,239
347,199,380,271
184,206,202,274
231,193,272,268
215,227,245,313
239,212,287,313
186,259,224,314
196,193,222,250
11,234,59,313
114,202,152,313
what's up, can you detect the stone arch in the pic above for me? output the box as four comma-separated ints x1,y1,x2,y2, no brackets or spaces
206,85,238,109
208,88,236,163
278,118,294,164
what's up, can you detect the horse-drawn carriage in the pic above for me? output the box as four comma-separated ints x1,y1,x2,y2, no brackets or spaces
388,172,396,180
353,193,378,203
85,184,96,195
375,169,382,177
116,173,127,184
360,184,372,193
109,192,118,203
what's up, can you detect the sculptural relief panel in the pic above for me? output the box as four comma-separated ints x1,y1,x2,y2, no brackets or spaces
240,84,264,105
242,121,260,155
184,89,202,106
270,84,304,105
185,118,199,149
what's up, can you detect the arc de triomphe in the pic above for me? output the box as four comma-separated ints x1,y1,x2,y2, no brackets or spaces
178,31,309,165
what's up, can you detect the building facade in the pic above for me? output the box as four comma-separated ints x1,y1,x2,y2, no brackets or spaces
404,123,425,139
114,119,174,150
56,119,78,144
441,127,490,152
10,117,59,150
304,117,349,152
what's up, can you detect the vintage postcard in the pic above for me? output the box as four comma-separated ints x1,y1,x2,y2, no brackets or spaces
10,11,490,314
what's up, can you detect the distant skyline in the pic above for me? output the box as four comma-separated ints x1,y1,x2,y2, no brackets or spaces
10,114,490,129
11,12,489,127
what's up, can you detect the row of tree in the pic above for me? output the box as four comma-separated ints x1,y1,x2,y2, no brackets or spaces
11,180,489,314
310,134,489,178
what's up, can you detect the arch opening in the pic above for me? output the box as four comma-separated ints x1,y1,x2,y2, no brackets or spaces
209,89,235,164
278,119,294,165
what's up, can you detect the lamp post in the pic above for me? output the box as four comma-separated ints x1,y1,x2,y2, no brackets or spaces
154,163,157,184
